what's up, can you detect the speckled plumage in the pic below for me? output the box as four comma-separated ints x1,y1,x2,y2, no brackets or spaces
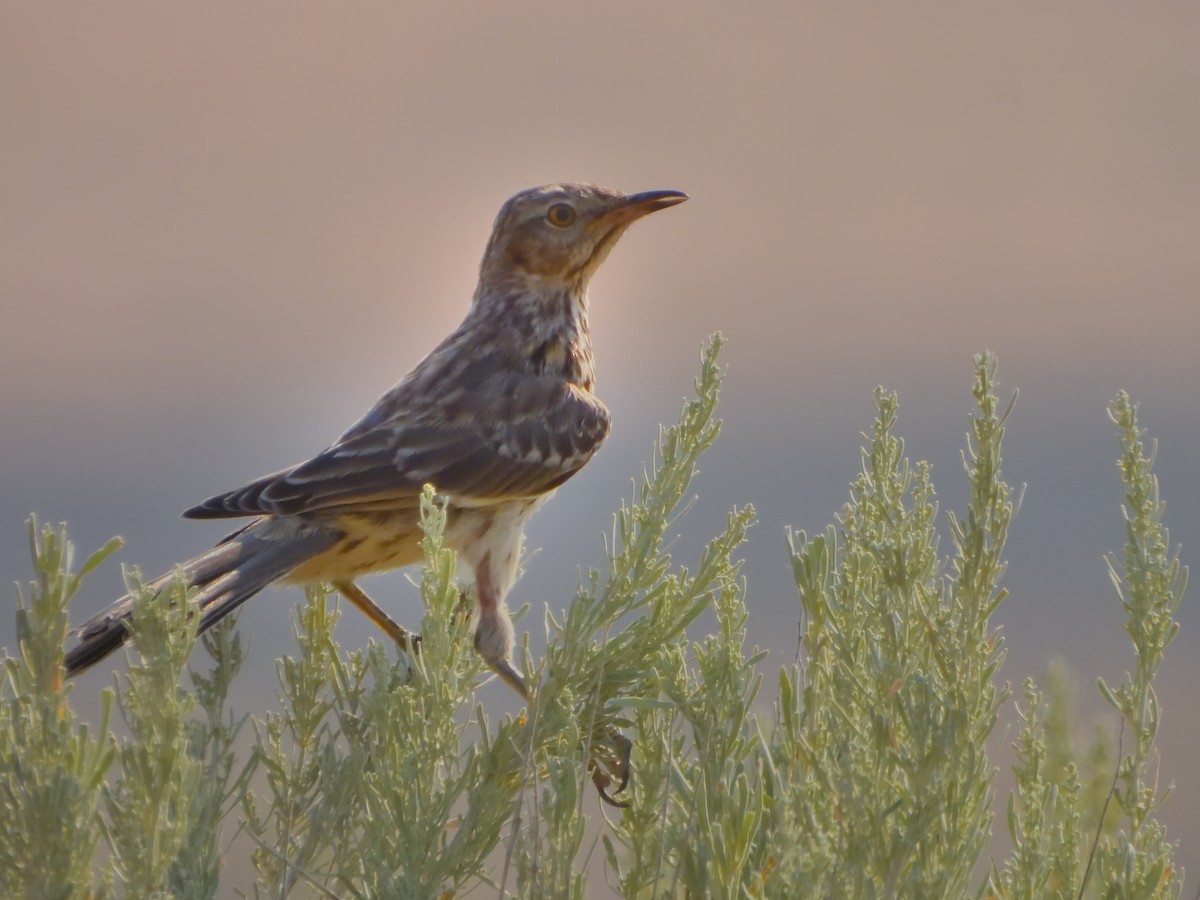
66,183,687,695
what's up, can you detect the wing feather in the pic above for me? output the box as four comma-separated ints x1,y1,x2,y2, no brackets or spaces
183,378,609,519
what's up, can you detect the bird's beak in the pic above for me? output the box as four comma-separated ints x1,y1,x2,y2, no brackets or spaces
597,189,689,227
624,189,689,213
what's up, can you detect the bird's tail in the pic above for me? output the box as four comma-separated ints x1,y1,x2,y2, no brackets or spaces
65,522,336,675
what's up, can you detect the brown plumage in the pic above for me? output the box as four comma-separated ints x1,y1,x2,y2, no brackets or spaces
66,183,687,697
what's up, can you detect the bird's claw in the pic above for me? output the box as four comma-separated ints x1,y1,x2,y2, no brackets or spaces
589,730,633,808
487,657,530,700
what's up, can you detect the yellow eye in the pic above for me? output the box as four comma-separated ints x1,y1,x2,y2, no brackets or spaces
546,203,577,228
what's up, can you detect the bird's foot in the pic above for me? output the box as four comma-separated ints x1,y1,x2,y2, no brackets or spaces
589,729,633,808
473,601,530,699
487,656,529,700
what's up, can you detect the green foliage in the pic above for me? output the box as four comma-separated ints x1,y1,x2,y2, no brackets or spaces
240,492,518,898
101,571,248,900
985,392,1186,900
771,355,1011,897
1089,393,1185,897
0,522,118,899
0,340,1188,897
998,677,1086,898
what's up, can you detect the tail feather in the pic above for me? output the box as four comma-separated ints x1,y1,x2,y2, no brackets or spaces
65,524,336,676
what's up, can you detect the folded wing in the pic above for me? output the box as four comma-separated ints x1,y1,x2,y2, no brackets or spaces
184,377,610,519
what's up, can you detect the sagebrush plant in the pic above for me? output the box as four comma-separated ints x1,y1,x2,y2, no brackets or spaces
0,524,118,897
772,359,1012,898
0,337,1187,898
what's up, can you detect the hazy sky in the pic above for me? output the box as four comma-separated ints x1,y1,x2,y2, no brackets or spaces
3,2,1198,885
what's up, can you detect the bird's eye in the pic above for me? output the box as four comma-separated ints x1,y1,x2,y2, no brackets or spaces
546,203,577,228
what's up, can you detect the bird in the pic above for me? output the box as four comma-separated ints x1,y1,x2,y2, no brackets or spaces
65,183,688,701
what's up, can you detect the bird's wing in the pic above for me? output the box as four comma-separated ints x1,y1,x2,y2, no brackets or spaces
183,377,610,519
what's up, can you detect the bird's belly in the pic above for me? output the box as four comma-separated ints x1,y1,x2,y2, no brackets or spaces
281,513,425,584
278,494,550,586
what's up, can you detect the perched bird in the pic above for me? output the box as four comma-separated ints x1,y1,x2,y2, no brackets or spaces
65,183,688,699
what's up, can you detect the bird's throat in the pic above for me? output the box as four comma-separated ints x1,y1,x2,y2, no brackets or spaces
523,287,595,389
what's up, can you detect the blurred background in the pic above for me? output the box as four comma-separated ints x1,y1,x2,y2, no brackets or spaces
2,1,1198,884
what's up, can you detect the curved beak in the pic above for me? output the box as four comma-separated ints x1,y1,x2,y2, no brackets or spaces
598,189,689,228
625,189,689,210
623,189,689,216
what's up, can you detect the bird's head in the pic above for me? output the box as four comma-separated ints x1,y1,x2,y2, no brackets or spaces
476,183,687,298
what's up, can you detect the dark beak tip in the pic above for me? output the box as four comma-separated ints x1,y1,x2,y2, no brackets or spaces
627,189,689,211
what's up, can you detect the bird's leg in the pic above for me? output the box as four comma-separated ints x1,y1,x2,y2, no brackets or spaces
472,555,528,700
333,580,420,651
470,553,633,803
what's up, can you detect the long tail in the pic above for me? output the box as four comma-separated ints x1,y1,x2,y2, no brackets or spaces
65,522,337,675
